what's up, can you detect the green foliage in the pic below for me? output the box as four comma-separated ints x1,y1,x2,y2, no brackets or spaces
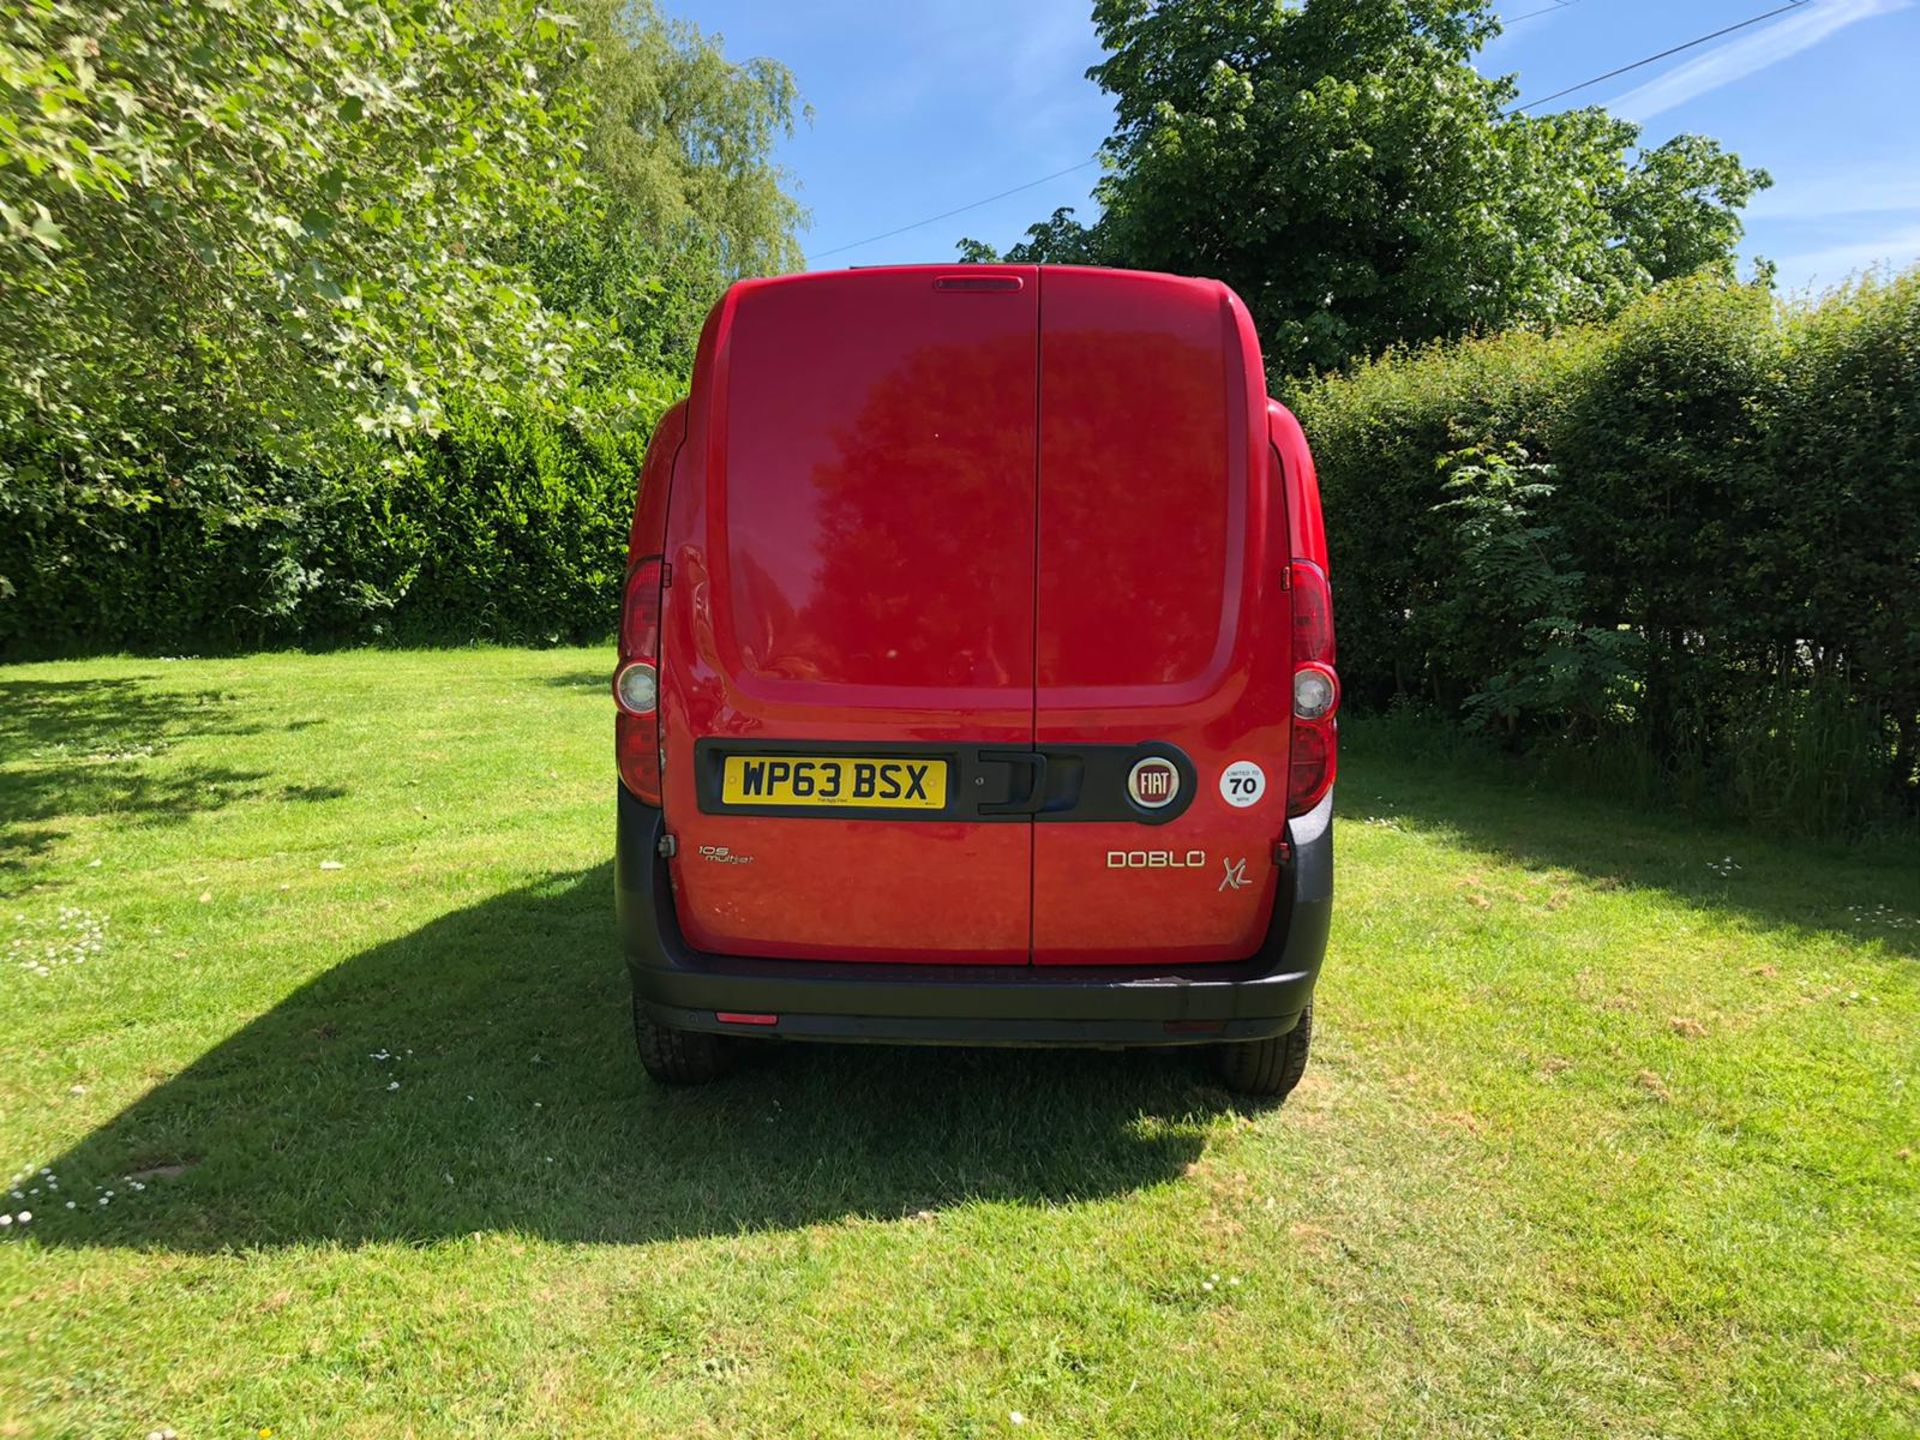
0,0,806,652
1284,321,1599,714
964,0,1768,376
0,407,647,654
0,0,612,495
1292,270,1920,836
1431,444,1640,735
518,0,808,374
372,404,649,646
957,205,1100,265
1760,269,1920,812
572,0,807,279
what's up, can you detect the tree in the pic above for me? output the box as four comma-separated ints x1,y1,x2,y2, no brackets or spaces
0,0,806,481
0,0,608,494
573,0,807,280
0,0,805,615
961,0,1768,376
512,0,809,378
958,207,1100,265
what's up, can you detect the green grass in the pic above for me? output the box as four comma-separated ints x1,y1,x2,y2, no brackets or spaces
0,648,1914,1438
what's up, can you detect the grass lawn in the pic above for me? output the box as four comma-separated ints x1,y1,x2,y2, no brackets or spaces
0,647,1914,1438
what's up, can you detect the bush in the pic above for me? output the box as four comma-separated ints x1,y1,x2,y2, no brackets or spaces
0,405,649,657
1290,270,1920,836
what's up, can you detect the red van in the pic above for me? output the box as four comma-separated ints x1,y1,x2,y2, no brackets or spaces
613,265,1336,1097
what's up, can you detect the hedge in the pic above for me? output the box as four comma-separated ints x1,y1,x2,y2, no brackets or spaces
0,403,647,657
1289,269,1920,835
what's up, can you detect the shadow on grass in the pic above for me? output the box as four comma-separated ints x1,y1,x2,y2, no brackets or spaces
278,784,350,804
1342,741,1920,960
36,863,1230,1250
539,669,612,692
0,676,269,831
0,676,259,754
0,825,63,874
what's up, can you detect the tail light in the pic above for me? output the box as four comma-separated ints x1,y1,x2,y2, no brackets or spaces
1287,559,1338,815
615,556,665,805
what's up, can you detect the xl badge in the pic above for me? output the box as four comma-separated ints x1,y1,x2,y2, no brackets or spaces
1127,756,1180,809
1219,857,1249,891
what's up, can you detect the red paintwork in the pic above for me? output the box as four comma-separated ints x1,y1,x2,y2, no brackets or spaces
1269,400,1327,572
1031,269,1288,963
657,267,1038,962
623,265,1333,967
629,400,686,559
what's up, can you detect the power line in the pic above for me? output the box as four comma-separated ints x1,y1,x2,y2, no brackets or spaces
810,156,1100,260
1510,0,1809,112
1503,1,1583,26
812,0,1809,260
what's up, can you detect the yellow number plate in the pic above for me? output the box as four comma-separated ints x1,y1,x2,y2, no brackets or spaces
720,755,948,810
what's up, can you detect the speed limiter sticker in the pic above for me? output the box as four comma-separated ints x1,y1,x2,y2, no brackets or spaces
1219,759,1267,808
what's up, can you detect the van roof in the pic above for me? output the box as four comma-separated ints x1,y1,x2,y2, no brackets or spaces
741,262,1234,295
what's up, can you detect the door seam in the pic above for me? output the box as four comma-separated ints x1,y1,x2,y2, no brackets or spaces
1027,265,1044,966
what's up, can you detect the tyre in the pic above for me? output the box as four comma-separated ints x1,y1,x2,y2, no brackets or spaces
632,992,729,1085
1212,1002,1312,1099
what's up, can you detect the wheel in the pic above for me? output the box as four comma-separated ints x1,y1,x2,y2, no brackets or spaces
1212,1002,1312,1099
632,991,729,1085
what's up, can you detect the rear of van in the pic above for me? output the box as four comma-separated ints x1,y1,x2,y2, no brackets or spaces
613,265,1335,1096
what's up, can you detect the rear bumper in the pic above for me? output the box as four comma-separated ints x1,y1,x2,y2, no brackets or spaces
616,788,1333,1049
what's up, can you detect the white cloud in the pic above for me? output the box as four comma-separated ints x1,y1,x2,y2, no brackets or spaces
1745,168,1920,219
1605,0,1910,122
1769,221,1920,292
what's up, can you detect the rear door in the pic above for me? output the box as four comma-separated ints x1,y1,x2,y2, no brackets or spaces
1031,269,1291,964
659,267,1039,963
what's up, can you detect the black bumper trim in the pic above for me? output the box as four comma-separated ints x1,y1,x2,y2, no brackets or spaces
616,787,1332,1048
640,1006,1300,1049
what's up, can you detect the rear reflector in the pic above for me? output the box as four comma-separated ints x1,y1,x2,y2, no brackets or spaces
1287,720,1337,815
620,556,663,659
715,1012,779,1027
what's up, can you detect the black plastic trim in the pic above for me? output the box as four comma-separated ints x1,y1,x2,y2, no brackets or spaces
1049,739,1197,824
640,1006,1294,1049
978,748,1048,815
691,736,1198,825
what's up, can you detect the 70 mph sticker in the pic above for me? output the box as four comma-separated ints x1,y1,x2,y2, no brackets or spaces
1219,759,1267,808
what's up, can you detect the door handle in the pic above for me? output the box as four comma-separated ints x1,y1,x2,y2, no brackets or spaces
978,750,1049,815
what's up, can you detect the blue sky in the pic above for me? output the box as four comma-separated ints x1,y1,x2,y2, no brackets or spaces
679,0,1920,294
